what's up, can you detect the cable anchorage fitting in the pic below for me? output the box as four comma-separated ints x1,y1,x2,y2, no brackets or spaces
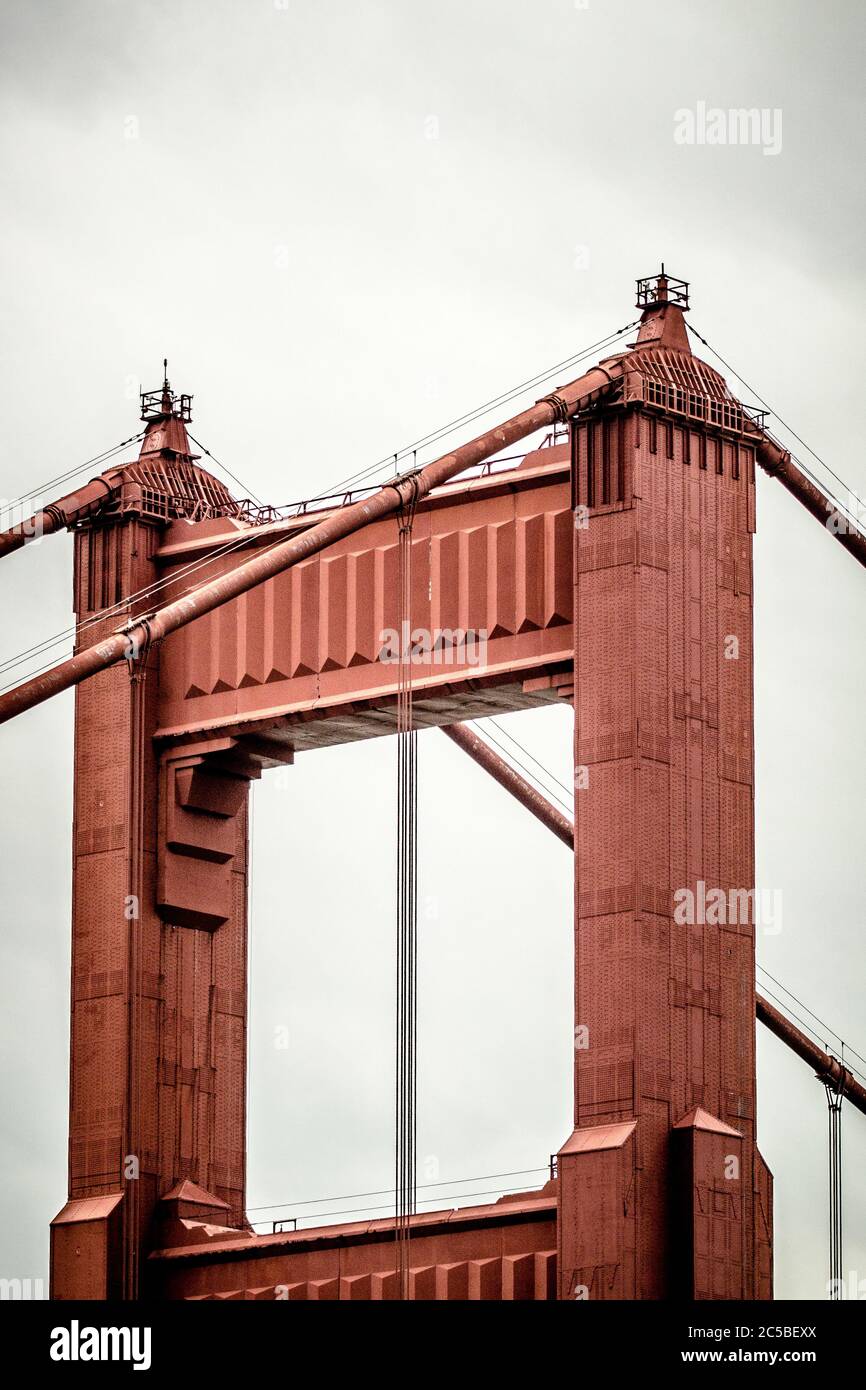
539,392,571,425
116,616,154,671
385,468,423,534
539,365,615,424
42,504,68,530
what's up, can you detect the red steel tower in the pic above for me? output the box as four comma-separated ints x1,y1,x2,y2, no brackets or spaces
44,275,774,1299
563,271,772,1299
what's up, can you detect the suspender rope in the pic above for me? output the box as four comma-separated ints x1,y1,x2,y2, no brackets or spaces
825,1073,844,1297
394,473,420,1299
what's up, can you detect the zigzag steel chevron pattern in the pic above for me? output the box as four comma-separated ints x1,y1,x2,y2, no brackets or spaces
156,460,574,736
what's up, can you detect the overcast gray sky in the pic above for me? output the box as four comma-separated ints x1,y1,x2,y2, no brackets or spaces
0,0,864,1300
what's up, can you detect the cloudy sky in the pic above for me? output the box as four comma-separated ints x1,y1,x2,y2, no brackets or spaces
0,0,864,1299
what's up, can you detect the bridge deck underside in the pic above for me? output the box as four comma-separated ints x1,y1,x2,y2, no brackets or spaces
157,661,573,755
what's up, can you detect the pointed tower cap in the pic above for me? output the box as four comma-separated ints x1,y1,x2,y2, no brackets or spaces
138,360,198,462
634,264,691,352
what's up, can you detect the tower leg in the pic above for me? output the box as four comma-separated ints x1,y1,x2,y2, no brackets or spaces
559,406,772,1299
50,516,256,1299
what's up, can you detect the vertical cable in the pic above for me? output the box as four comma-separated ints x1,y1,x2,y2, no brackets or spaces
825,1078,843,1297
395,478,419,1299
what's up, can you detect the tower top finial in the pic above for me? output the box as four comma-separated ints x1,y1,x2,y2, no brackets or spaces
140,362,193,425
633,267,691,352
636,266,688,312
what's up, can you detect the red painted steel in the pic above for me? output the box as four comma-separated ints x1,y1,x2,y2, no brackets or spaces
442,723,865,1113
52,520,261,1300
33,270,827,1300
756,996,866,1114
566,280,772,1299
0,366,617,725
755,435,866,569
153,450,578,749
149,1194,558,1301
0,473,117,557
44,363,616,1301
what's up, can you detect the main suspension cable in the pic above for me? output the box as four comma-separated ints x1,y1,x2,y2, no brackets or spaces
188,432,264,506
756,972,866,1086
0,432,146,519
320,319,641,499
0,522,296,686
688,323,866,531
457,724,866,1088
0,320,636,687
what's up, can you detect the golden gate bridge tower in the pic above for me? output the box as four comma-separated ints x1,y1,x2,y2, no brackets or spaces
1,270,863,1300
